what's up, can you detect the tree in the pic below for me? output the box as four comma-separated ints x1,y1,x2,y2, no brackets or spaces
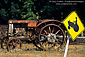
0,0,85,25
21,0,36,20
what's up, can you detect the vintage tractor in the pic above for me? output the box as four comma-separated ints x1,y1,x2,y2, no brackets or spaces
1,19,66,51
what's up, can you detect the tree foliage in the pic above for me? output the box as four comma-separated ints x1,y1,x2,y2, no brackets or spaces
0,0,85,24
22,0,36,20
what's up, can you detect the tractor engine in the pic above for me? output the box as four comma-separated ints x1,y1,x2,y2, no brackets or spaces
8,20,37,41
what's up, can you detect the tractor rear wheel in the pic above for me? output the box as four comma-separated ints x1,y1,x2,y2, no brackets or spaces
38,24,65,51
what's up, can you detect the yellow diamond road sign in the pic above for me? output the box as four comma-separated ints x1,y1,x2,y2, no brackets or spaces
63,11,84,41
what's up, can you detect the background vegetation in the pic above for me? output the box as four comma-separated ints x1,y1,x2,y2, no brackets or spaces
0,0,85,25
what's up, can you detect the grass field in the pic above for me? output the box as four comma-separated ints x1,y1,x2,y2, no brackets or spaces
0,42,85,57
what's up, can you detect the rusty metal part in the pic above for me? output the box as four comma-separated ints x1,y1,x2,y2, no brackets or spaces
38,24,65,51
28,22,37,27
7,38,22,51
36,20,66,32
37,20,62,27
9,20,37,27
9,20,37,23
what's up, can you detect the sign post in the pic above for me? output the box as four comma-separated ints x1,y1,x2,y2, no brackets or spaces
64,35,70,57
63,11,84,57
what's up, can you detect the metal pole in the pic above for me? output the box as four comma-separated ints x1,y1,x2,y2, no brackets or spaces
64,35,70,57
81,32,83,37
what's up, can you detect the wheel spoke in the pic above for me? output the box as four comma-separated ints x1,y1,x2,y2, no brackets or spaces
49,26,51,33
16,40,19,44
55,30,60,35
44,30,47,34
9,43,12,45
41,34,47,37
58,39,63,43
11,45,14,49
52,27,55,33
43,42,48,49
40,34,47,41
56,35,60,38
45,42,48,46
49,44,55,49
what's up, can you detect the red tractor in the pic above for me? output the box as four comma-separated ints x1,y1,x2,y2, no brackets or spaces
1,19,66,51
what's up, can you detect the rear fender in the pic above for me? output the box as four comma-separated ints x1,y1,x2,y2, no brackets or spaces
36,20,65,30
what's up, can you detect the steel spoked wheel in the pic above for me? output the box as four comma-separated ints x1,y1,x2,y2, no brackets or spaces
7,38,22,51
39,24,65,51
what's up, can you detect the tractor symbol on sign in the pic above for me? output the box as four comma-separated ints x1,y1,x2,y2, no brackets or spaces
68,17,79,32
